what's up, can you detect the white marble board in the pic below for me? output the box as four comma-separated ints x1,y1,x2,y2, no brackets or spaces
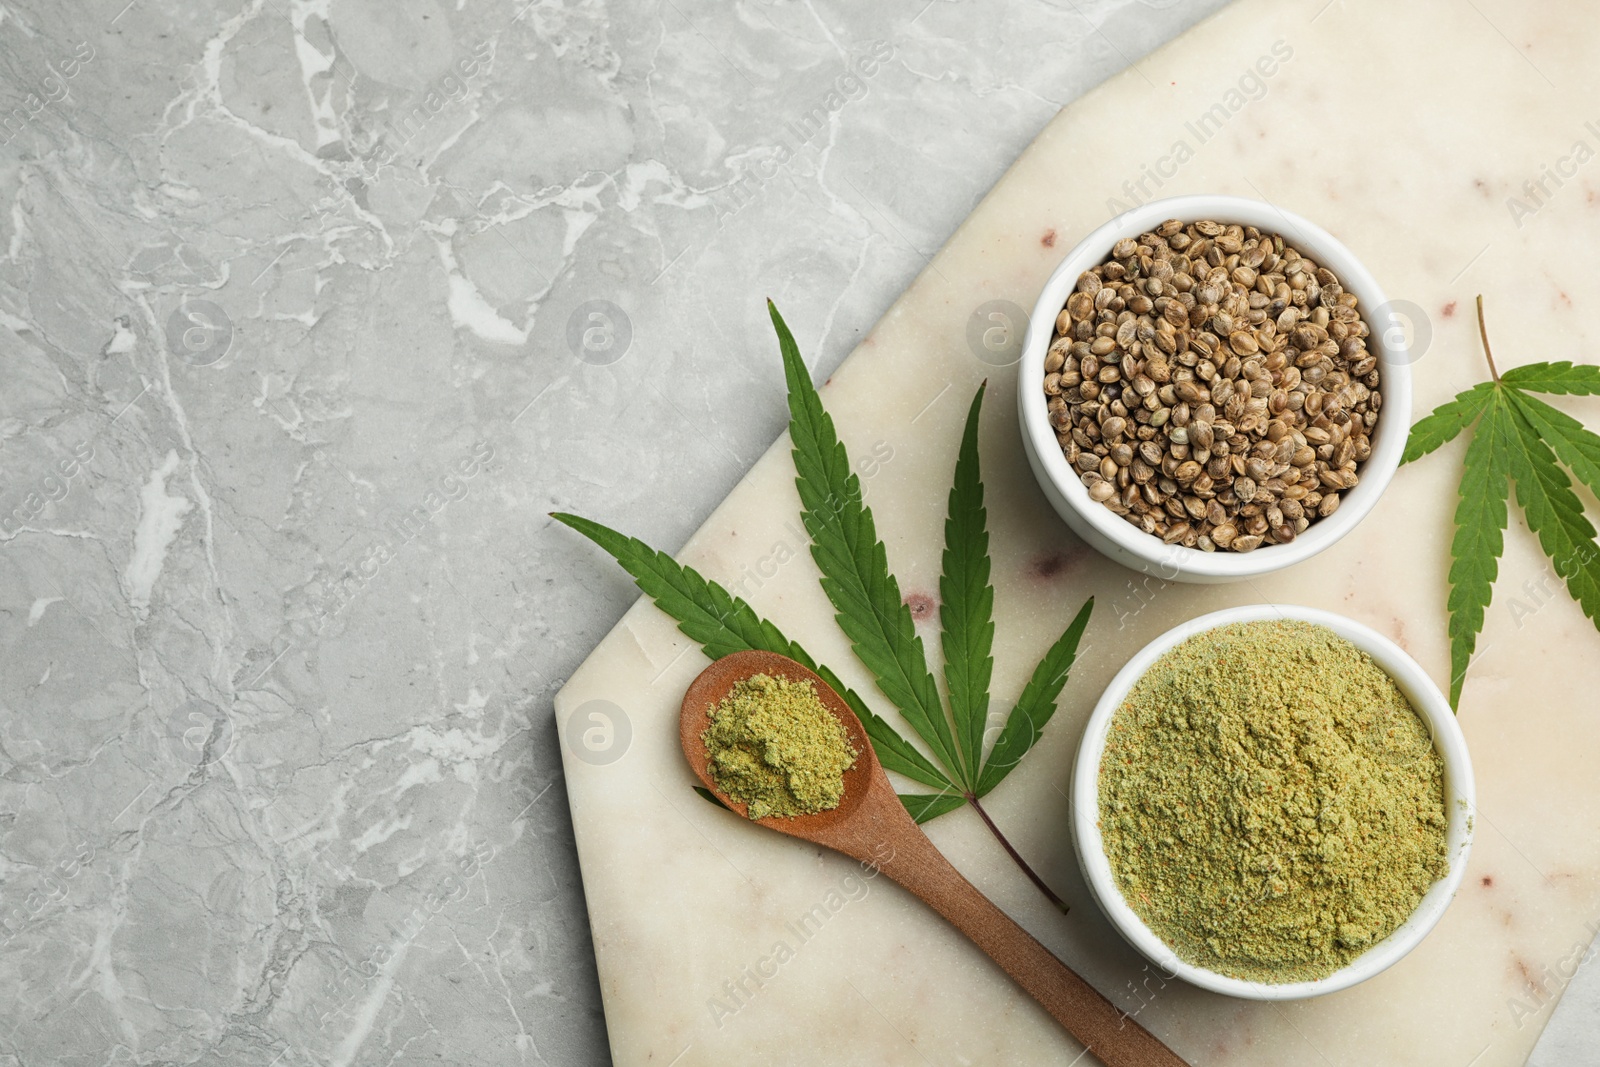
554,0,1600,1062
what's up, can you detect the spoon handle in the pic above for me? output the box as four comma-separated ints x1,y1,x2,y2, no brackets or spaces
876,827,1189,1067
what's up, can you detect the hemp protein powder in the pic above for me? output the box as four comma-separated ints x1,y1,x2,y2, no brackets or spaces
702,673,858,821
1097,619,1449,983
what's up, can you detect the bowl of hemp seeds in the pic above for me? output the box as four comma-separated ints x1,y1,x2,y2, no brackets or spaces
1017,195,1413,583
1070,604,1475,999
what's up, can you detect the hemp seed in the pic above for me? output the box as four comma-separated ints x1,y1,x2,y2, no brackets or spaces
1044,220,1380,552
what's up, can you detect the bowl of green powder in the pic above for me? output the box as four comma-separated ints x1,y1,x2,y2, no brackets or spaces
1071,605,1475,999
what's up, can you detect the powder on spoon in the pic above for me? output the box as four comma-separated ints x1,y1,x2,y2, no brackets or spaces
703,673,858,820
1098,619,1449,983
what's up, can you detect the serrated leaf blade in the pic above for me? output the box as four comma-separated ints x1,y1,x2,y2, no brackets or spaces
552,511,798,662
1502,398,1600,631
849,695,956,790
1507,389,1600,504
939,383,995,789
693,786,730,811
769,301,961,778
899,792,967,823
1501,361,1600,396
552,511,955,790
1402,382,1495,465
976,597,1093,797
1444,392,1513,709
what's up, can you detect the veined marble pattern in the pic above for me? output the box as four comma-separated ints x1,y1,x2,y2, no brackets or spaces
0,1,1230,1064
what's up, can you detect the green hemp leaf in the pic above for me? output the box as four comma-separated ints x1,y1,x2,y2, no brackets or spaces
1402,295,1600,709
554,302,1093,913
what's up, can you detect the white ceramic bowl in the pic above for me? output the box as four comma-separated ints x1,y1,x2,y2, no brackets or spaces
1071,604,1475,1000
1017,194,1412,583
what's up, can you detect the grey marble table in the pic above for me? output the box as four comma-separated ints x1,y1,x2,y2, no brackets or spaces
0,1,1233,1063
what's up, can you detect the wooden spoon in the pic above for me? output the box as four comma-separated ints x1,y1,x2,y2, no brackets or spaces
681,649,1191,1067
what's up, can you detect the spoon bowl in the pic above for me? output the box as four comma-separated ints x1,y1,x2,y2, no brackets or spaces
680,648,881,840
680,649,1192,1067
